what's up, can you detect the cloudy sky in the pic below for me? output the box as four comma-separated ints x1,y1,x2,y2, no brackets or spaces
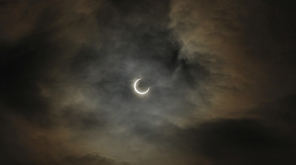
1,0,296,164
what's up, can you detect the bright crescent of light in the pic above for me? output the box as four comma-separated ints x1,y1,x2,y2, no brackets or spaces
134,79,150,95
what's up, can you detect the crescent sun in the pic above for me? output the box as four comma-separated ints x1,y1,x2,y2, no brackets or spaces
134,79,150,95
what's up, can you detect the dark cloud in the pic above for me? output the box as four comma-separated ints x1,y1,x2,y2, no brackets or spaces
170,0,296,118
1,0,296,165
60,154,130,165
0,33,53,115
198,119,296,165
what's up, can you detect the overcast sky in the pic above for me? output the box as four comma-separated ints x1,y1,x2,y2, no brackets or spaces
1,0,296,165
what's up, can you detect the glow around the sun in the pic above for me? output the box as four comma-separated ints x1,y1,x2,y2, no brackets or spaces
134,79,150,95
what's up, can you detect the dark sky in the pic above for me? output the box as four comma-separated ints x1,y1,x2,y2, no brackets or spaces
1,0,296,164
